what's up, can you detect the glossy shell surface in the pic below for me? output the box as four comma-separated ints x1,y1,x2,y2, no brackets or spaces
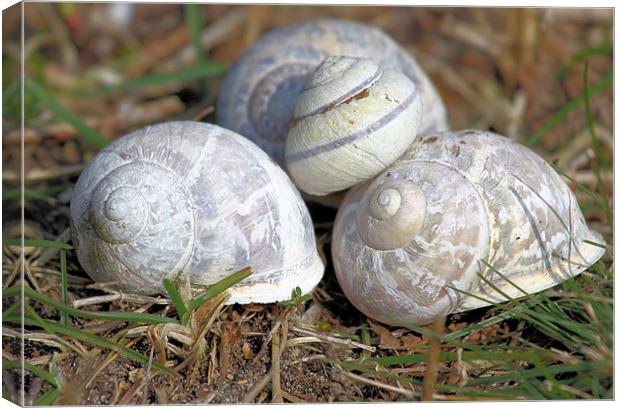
70,121,324,304
217,18,449,164
285,56,423,196
333,130,605,326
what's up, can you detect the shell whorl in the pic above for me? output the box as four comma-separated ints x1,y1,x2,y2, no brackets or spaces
334,159,491,326
76,159,196,292
70,121,325,302
356,175,427,251
285,56,423,196
332,130,606,326
248,62,317,145
293,56,381,119
216,18,449,164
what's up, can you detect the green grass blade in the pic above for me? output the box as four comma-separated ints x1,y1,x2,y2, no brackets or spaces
34,388,61,405
555,42,612,80
476,271,513,302
481,260,530,297
187,267,252,311
184,4,207,96
466,360,605,387
548,161,612,224
4,314,172,374
93,62,228,95
2,359,57,386
2,301,23,320
2,238,72,250
162,278,188,322
60,250,69,326
24,77,109,149
583,239,608,250
526,70,612,147
583,60,609,198
4,188,55,203
441,310,512,342
3,286,179,325
583,61,605,162
2,386,11,402
367,350,557,367
185,5,205,64
24,304,57,337
3,79,20,106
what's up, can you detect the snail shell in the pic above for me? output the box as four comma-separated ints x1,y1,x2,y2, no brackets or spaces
333,130,605,326
285,56,423,196
216,18,448,164
69,121,324,303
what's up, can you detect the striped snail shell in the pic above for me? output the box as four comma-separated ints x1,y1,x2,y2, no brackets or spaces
333,130,605,326
70,121,324,304
285,56,423,196
216,18,448,165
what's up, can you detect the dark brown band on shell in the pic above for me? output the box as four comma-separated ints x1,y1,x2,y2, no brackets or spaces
293,66,383,120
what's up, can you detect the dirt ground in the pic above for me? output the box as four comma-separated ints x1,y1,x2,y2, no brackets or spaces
2,4,613,404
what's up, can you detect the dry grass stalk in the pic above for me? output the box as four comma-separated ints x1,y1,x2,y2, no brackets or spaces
141,347,156,404
291,325,376,352
161,8,248,72
191,105,215,121
421,313,446,401
3,164,85,185
281,389,308,403
32,228,71,267
242,369,272,403
270,322,283,402
341,370,418,399
3,327,83,356
127,24,190,77
72,293,169,308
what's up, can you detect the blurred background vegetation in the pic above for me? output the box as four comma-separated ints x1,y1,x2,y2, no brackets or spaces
2,3,613,404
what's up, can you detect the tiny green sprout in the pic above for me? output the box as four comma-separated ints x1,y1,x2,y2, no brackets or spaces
278,286,311,310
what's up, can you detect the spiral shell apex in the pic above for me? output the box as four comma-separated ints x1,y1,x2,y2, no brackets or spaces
70,121,325,303
333,130,605,326
356,176,427,251
217,18,448,164
285,56,423,196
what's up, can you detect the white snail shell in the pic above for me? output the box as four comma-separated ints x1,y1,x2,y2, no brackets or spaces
333,130,605,326
69,121,324,304
285,56,423,196
216,18,448,165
